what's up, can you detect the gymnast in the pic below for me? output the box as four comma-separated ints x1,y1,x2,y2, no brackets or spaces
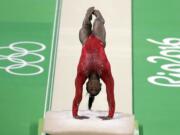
72,7,115,120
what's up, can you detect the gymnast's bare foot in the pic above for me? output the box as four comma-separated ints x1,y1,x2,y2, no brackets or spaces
93,9,101,17
93,9,105,24
85,7,95,21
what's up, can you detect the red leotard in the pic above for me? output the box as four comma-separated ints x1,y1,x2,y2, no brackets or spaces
72,34,115,118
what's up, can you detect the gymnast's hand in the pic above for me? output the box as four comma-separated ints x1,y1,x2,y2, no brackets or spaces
74,115,89,120
98,116,112,120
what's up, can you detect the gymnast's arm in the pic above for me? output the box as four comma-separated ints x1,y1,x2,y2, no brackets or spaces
101,67,115,119
72,72,87,119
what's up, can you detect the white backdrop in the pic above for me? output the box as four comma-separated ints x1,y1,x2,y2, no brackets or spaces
51,0,132,114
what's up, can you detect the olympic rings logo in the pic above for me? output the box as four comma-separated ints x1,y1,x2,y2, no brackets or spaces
0,41,46,76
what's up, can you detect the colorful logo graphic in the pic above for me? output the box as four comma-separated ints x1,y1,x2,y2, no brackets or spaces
0,41,46,76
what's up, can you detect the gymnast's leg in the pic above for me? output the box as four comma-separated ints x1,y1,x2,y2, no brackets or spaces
79,7,94,45
92,10,106,46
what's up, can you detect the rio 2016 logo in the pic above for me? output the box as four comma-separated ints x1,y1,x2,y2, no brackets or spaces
147,37,180,87
0,41,46,76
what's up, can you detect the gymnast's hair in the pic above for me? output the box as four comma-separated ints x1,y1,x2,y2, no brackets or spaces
88,95,95,110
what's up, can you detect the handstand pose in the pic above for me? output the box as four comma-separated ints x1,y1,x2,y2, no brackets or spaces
72,7,115,120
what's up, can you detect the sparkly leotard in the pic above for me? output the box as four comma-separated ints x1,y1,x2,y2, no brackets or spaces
73,34,115,118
